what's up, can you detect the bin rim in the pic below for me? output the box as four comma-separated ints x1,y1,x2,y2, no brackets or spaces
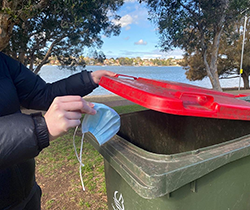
86,132,250,199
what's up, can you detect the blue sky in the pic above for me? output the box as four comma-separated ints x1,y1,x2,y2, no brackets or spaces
100,0,184,59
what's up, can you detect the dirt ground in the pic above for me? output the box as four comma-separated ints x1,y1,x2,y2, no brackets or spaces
36,159,107,210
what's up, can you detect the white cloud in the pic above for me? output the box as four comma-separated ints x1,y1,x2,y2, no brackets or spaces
113,14,133,29
134,39,147,45
112,8,144,30
124,36,130,40
111,0,149,32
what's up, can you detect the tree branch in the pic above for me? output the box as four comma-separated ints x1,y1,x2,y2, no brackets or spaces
34,35,66,74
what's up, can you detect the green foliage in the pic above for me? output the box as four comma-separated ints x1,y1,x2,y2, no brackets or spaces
182,17,250,88
218,18,250,88
117,57,134,65
142,0,250,90
143,0,250,52
0,0,45,22
2,0,123,73
79,56,180,66
93,51,106,64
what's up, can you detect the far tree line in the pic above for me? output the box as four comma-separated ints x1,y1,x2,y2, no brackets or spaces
0,0,250,89
49,56,181,66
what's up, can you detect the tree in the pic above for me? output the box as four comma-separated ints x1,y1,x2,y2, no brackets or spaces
219,18,250,89
182,18,250,89
0,0,48,50
117,57,133,65
1,0,123,73
133,57,142,65
92,51,106,65
142,0,250,91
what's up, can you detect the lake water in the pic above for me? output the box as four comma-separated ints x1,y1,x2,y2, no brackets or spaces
39,65,241,96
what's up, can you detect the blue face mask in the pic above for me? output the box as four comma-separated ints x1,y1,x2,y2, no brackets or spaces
81,103,120,145
73,103,120,191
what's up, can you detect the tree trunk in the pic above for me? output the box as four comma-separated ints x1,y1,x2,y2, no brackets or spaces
199,0,229,92
0,13,14,51
203,48,222,91
242,71,250,89
200,28,222,91
208,29,223,91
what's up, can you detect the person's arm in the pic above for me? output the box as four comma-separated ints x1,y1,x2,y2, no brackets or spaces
1,52,116,111
0,95,99,169
0,52,96,110
0,113,49,169
18,69,99,111
44,95,97,140
0,53,116,168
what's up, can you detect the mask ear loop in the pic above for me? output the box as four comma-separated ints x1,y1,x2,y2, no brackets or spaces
73,125,85,191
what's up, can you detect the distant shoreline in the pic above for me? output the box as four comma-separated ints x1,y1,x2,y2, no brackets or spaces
44,64,181,67
47,56,183,67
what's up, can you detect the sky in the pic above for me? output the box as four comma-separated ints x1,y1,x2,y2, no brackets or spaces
100,0,184,59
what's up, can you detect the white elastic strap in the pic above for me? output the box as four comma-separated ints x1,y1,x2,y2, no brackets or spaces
73,126,85,191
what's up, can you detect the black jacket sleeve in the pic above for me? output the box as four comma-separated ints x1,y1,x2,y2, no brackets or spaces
0,113,49,169
0,52,98,110
0,53,98,169
20,70,98,110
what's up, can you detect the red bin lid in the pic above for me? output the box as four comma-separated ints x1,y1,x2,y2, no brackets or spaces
99,74,250,120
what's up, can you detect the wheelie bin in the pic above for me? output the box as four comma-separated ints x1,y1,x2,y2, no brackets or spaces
85,75,250,210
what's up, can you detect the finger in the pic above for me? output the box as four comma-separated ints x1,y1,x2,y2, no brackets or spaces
87,101,95,108
55,101,83,112
80,102,96,115
105,71,116,77
59,99,93,112
67,119,81,129
52,96,96,114
64,111,82,120
55,95,82,103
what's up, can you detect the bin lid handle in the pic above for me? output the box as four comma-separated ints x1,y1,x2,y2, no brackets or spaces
115,74,138,80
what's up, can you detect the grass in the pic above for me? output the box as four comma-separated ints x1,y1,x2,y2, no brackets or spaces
36,105,146,209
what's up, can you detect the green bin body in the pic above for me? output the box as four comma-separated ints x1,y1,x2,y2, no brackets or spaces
86,109,250,210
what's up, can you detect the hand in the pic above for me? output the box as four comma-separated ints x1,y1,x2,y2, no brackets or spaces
91,70,116,84
44,96,96,141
